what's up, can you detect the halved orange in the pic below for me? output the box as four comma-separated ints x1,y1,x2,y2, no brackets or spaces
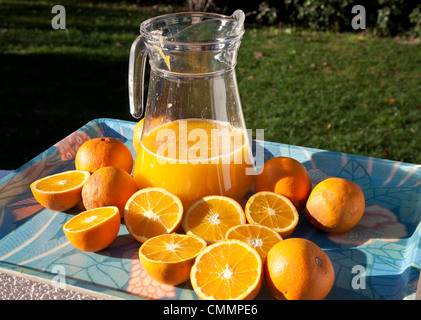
139,233,207,285
63,206,120,252
191,239,263,300
124,187,183,243
225,224,283,262
245,191,299,238
182,196,246,244
30,170,90,211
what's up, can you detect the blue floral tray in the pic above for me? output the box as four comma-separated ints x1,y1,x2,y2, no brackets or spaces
0,118,420,300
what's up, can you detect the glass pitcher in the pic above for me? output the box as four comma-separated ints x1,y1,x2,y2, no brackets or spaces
128,10,256,209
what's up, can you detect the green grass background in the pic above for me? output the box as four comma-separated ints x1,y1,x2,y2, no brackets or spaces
1,1,420,169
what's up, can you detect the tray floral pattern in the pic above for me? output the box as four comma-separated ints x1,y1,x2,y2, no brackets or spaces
0,118,420,300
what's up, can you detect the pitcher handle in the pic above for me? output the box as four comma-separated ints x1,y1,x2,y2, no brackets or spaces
128,35,147,119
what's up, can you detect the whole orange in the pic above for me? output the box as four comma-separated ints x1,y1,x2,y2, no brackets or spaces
75,137,133,174
132,119,144,152
305,177,365,233
254,156,312,211
132,117,167,153
265,238,335,300
82,166,138,218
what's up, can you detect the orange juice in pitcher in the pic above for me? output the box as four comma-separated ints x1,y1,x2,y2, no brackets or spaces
133,119,255,208
128,10,255,208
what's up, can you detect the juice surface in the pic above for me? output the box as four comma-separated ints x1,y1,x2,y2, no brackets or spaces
133,119,256,209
